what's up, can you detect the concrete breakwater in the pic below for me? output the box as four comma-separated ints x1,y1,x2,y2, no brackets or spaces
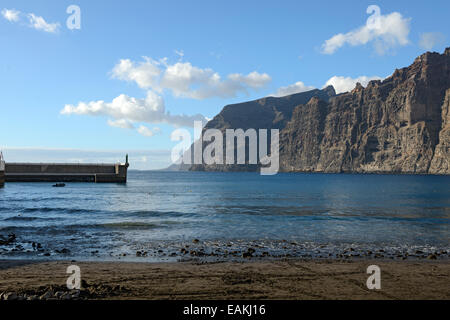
4,156,129,184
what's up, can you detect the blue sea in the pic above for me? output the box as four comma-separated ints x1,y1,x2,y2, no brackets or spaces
0,171,449,261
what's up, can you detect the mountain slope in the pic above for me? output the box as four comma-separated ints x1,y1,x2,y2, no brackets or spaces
188,86,336,172
203,86,336,132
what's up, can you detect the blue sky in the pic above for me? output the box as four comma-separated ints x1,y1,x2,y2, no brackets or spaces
1,0,449,169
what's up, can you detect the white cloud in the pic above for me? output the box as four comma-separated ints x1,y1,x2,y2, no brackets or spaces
228,71,271,89
1,9,60,34
161,63,271,99
108,118,163,137
321,5,410,55
107,119,135,129
272,75,383,97
62,91,207,128
1,8,61,33
324,75,382,94
64,55,271,131
272,81,315,97
137,125,153,137
419,32,445,51
111,57,271,99
137,125,161,137
27,13,60,33
1,8,20,22
174,49,184,59
111,58,162,90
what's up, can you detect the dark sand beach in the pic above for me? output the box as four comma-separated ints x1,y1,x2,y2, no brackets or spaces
0,259,449,300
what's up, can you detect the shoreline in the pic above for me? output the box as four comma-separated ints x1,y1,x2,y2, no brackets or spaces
2,233,449,263
1,259,449,300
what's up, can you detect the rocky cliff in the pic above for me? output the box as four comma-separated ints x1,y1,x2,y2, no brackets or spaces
187,48,450,174
280,48,450,174
189,86,336,172
429,88,450,174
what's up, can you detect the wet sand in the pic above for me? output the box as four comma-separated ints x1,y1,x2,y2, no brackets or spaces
0,259,449,300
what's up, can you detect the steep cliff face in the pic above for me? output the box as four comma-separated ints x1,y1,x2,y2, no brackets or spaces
279,48,450,174
189,86,336,172
186,48,450,174
429,89,450,174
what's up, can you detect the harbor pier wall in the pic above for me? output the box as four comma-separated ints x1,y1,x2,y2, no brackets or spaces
4,161,128,183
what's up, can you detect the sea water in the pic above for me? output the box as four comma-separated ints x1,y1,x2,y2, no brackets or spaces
0,171,449,261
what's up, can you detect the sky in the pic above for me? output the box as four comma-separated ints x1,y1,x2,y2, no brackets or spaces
0,0,449,169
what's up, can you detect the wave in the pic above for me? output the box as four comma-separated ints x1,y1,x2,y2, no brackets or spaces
0,220,166,233
117,210,197,218
3,216,62,222
21,207,99,214
1,206,196,219
100,222,161,229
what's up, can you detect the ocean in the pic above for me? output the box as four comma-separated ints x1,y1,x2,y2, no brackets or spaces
0,171,449,261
